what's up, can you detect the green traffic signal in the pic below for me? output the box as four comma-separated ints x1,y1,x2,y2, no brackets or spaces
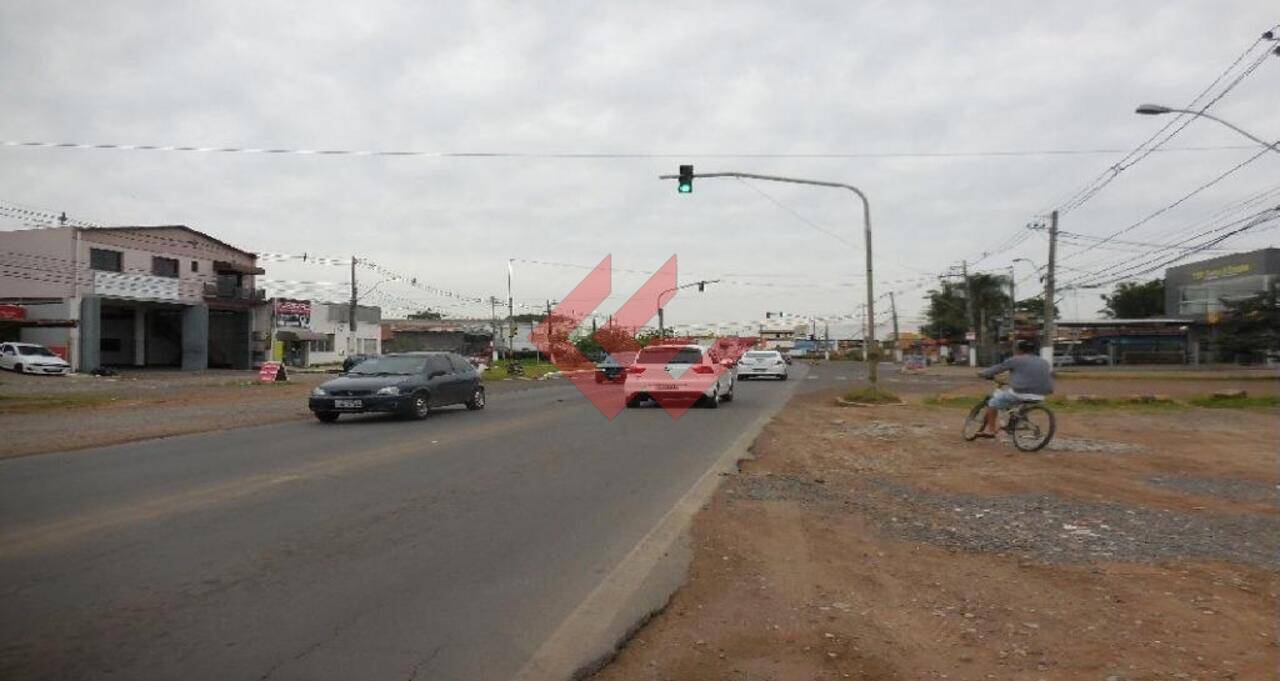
677,164,693,194
678,182,692,193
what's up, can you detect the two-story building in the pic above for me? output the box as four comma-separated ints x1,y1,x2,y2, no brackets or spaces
0,225,264,371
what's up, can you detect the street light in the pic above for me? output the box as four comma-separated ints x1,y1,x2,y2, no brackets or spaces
1135,104,1278,153
659,170,880,389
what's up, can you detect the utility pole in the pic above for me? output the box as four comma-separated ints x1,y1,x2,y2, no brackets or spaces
545,300,555,363
963,259,976,367
349,257,358,356
1007,265,1017,352
889,291,900,362
506,259,516,361
658,307,665,338
1042,210,1059,365
824,321,830,360
489,296,501,361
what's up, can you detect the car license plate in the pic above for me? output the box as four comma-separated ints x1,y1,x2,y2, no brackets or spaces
752,368,768,372
657,383,681,391
334,399,363,409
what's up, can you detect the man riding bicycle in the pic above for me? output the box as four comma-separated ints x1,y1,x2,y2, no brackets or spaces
975,340,1054,438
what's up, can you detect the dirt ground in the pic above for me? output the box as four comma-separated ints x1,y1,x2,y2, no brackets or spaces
593,373,1279,681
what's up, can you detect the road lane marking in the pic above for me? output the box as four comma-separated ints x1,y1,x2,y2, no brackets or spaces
0,404,590,557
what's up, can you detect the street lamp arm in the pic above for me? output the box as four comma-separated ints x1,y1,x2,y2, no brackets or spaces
1135,105,1278,152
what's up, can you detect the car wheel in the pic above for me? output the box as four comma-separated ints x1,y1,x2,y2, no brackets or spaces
722,383,734,403
407,393,431,420
625,394,641,408
780,373,788,381
465,386,486,410
703,389,720,409
13,363,22,374
314,411,339,423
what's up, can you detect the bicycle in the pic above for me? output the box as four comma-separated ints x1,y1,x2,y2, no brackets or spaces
962,381,1056,452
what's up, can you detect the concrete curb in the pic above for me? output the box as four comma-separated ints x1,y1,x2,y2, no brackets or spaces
513,367,806,681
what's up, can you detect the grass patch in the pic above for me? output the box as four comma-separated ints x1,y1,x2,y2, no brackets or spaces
1188,394,1280,409
921,394,1187,413
839,387,902,405
1057,371,1277,381
0,394,119,414
482,360,561,381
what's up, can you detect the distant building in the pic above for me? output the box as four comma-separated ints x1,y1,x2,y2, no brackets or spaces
256,299,382,367
0,225,265,371
382,318,495,357
1164,247,1278,320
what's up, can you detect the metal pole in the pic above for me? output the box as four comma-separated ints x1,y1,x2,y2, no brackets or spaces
658,307,665,338
507,259,514,360
889,291,900,362
1008,265,1016,352
349,256,358,335
963,260,976,367
1042,210,1058,365
659,171,876,388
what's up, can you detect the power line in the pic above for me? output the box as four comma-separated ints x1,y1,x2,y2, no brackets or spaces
0,140,1265,161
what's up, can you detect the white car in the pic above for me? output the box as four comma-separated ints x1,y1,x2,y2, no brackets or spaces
624,344,735,408
736,350,789,380
0,342,71,375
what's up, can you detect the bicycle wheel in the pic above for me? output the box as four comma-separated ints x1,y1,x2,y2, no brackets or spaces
962,400,988,441
1011,405,1056,452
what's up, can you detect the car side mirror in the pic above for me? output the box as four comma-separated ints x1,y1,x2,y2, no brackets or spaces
720,358,735,367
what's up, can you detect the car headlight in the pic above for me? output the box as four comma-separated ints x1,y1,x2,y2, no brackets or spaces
376,385,401,396
312,387,328,397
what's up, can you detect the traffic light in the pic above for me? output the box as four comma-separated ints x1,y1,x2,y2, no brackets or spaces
697,281,705,292
677,165,693,193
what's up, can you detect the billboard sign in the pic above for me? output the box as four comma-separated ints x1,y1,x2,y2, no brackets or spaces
274,299,311,327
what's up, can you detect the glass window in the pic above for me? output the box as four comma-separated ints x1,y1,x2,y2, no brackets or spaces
637,347,704,364
348,355,428,375
427,355,453,375
309,334,335,353
191,260,199,272
152,256,179,278
89,248,122,272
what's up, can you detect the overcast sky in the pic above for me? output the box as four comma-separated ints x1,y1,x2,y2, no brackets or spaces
1,1,1277,335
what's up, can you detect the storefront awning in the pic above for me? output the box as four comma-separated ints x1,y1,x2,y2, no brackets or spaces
276,328,327,342
214,260,267,275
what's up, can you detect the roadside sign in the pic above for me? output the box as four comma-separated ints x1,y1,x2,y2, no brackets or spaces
964,331,976,341
259,362,287,382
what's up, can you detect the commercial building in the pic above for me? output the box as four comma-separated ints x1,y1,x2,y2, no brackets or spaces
257,299,382,368
1164,247,1279,320
0,225,265,371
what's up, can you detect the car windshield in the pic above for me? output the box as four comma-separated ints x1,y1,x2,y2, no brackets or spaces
636,347,703,364
347,356,426,375
18,346,56,357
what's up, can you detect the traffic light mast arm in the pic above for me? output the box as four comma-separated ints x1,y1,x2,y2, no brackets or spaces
658,169,878,388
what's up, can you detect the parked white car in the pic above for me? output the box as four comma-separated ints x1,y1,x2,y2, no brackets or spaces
736,350,789,380
624,344,735,408
0,342,71,375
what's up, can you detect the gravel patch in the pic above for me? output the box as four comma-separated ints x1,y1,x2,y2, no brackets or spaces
730,474,1278,567
866,479,1278,567
733,473,840,504
830,420,938,440
1146,475,1277,503
1045,437,1142,454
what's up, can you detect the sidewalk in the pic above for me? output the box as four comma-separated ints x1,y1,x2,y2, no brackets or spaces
592,376,1278,681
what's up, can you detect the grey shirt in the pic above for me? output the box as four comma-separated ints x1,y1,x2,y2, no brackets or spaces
980,354,1054,395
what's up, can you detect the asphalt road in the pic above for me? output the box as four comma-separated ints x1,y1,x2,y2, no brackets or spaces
0,366,818,681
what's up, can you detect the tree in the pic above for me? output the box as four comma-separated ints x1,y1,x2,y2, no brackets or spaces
1100,280,1164,319
1014,296,1059,324
922,274,1011,342
1216,282,1279,363
406,309,442,320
